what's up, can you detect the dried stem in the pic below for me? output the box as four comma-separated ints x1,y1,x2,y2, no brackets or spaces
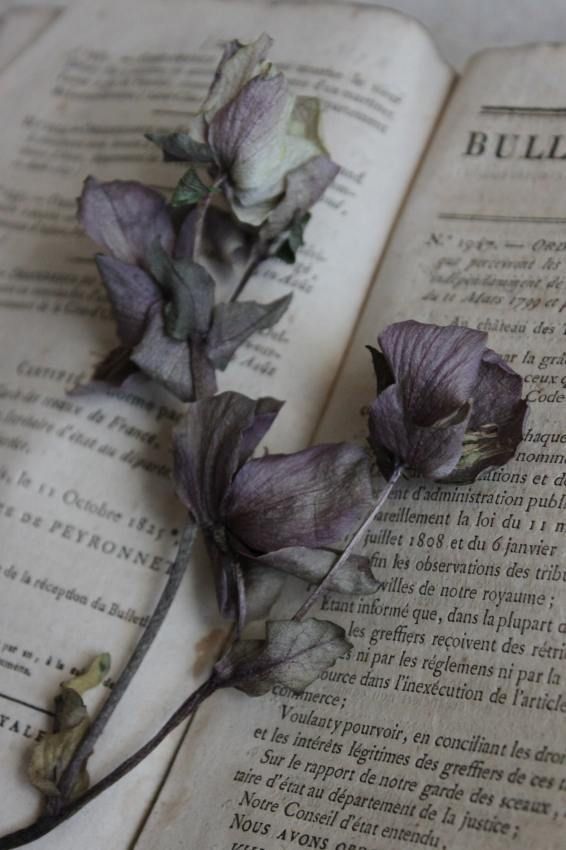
0,675,219,849
50,519,197,812
294,464,404,621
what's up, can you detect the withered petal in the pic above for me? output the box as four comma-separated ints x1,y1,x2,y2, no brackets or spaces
369,384,471,479
130,304,193,401
95,255,161,347
226,443,372,552
79,177,174,266
378,321,487,426
172,392,282,527
263,155,339,239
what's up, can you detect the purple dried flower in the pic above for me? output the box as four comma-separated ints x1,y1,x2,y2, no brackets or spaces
148,35,339,231
368,321,528,482
78,178,289,399
172,392,376,623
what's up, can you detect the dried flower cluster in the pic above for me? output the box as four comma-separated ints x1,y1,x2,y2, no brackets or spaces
0,33,528,850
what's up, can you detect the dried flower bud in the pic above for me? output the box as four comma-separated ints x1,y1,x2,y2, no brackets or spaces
368,321,528,482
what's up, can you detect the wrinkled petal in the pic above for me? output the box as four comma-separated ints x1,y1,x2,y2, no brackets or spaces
95,255,161,347
442,348,528,482
470,348,525,430
238,396,283,467
131,304,193,401
226,443,372,552
369,384,471,479
378,321,487,425
172,392,282,527
207,294,292,370
208,73,293,197
79,177,174,266
263,155,339,239
202,34,273,119
247,546,380,596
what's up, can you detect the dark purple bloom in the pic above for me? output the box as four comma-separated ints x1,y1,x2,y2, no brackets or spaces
172,392,376,623
78,178,289,399
368,321,528,482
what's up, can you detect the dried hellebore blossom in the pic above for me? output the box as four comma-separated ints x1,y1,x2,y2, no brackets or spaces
78,177,290,399
148,33,339,236
172,391,378,625
368,320,528,482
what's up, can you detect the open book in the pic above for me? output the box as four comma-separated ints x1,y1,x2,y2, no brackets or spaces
0,1,564,848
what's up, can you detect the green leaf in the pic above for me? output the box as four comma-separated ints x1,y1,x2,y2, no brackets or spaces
28,654,111,800
145,132,214,164
275,212,311,264
171,169,216,208
216,619,351,696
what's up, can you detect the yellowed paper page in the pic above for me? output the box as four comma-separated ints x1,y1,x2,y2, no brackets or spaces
0,0,452,846
137,44,566,850
0,5,60,72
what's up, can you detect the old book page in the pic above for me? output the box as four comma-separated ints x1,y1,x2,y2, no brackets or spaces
0,0,452,847
0,4,60,72
137,44,566,850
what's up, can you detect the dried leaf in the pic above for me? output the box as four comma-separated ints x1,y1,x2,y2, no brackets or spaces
207,294,292,369
216,619,351,695
171,168,217,208
146,241,214,340
274,212,310,264
28,654,110,800
145,132,214,163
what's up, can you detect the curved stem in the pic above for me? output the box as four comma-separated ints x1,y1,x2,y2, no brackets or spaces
230,243,269,302
189,337,218,398
51,519,197,811
0,675,218,850
293,465,404,621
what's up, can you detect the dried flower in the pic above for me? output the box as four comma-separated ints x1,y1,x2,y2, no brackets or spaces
368,321,528,482
78,178,290,399
148,34,339,231
172,392,377,623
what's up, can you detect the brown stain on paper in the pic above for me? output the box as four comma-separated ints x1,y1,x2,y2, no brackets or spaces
191,627,229,678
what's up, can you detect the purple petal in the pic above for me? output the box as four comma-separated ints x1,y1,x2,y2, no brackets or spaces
470,349,524,429
441,349,528,482
238,396,283,467
130,304,193,401
225,444,372,553
174,207,197,260
203,33,273,118
172,392,282,527
369,384,471,479
79,177,174,266
263,155,339,239
208,74,290,188
96,255,161,347
378,321,487,425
